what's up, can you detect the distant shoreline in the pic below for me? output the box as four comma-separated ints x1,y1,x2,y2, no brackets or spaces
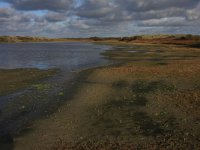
1,34,200,48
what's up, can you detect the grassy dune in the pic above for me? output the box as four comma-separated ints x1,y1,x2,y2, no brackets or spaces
13,43,200,149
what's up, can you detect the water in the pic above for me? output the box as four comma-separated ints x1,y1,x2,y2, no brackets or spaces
0,42,112,71
0,42,114,142
0,41,114,114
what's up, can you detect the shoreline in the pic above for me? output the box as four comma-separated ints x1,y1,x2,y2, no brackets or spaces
1,34,200,48
13,42,200,149
1,41,200,149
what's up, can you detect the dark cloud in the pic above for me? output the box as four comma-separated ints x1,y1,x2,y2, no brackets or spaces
75,0,200,21
44,12,66,22
76,0,116,18
3,0,73,12
0,0,200,37
139,17,188,27
116,0,200,12
186,3,200,21
0,7,32,23
0,7,12,18
132,8,186,20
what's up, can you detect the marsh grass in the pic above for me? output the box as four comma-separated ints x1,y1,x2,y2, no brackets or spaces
76,54,200,149
102,44,200,62
132,80,175,93
32,83,51,91
0,69,56,96
112,80,129,88
88,79,177,139
11,43,200,150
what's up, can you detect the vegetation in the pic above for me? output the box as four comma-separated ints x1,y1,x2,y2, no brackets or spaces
1,34,200,45
0,68,58,149
0,69,56,96
11,42,200,150
1,35,200,149
0,36,82,43
119,36,143,42
0,36,50,43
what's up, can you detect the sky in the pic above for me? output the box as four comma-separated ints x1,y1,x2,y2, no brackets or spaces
0,0,200,37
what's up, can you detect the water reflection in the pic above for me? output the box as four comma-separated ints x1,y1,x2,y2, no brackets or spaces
32,62,49,69
0,42,112,71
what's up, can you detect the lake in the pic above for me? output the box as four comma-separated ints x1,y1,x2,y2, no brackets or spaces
0,42,112,71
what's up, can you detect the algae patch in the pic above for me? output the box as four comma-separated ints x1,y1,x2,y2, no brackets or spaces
0,68,57,96
32,84,51,91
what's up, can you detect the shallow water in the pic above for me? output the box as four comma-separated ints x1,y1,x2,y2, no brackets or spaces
0,42,114,111
0,42,112,71
0,42,114,148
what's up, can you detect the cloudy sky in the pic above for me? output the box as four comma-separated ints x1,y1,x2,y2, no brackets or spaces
0,0,200,37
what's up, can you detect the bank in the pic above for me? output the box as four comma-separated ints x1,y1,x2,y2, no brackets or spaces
10,43,200,149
